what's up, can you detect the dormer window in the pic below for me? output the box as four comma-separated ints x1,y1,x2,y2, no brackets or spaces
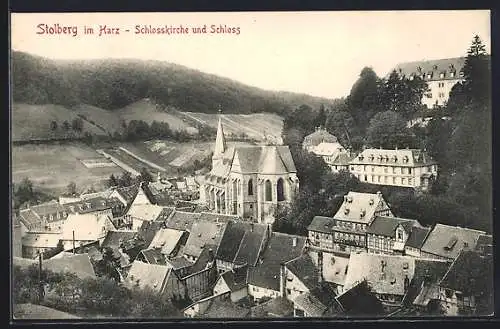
403,156,409,163
409,75,414,81
369,154,375,162
440,72,445,78
360,210,366,218
433,65,438,70
450,71,455,78
393,155,398,162
344,208,350,215
359,155,364,161
459,71,464,78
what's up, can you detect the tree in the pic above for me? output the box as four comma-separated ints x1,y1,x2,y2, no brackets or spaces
325,107,355,149
50,121,58,131
462,35,490,107
71,117,84,132
315,104,327,128
118,171,134,187
108,174,118,187
347,67,382,129
66,181,77,196
95,247,122,282
15,177,35,207
366,111,416,149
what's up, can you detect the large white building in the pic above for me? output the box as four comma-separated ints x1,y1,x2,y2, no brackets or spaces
348,148,438,191
200,116,299,223
392,57,465,108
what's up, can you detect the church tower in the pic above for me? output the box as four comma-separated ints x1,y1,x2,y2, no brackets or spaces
212,108,226,168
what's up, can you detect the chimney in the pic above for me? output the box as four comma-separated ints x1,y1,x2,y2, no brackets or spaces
250,223,254,232
208,248,214,261
292,237,297,247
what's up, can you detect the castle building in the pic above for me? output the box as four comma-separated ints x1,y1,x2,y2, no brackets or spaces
200,116,299,224
392,57,465,108
348,148,438,191
302,128,352,173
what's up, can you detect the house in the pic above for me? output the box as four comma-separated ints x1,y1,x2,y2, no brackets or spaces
199,212,241,223
125,260,185,300
330,191,393,254
108,184,140,207
183,291,232,318
165,211,201,231
216,221,270,274
21,231,62,259
391,57,466,108
247,232,306,302
196,296,251,318
308,250,350,295
302,127,338,153
420,224,485,261
19,200,68,232
183,220,226,262
405,259,451,312
126,204,165,230
334,280,385,316
200,116,299,223
329,152,355,173
437,250,493,315
167,256,195,278
63,196,118,218
292,281,342,317
180,258,219,302
343,253,416,310
348,149,438,191
60,213,116,250
13,253,96,280
101,230,137,250
307,216,336,253
147,228,186,259
404,226,432,257
136,248,167,265
213,265,249,302
366,216,423,255
250,297,294,318
474,234,493,257
282,253,320,302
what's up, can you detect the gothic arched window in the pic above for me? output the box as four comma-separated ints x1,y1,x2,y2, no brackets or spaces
277,178,285,201
248,179,254,196
265,180,272,201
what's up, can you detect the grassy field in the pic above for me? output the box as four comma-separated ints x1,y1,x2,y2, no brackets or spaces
13,304,80,319
12,104,108,142
12,143,124,194
179,112,283,141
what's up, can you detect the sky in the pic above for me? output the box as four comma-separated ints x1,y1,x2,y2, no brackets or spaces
11,11,491,99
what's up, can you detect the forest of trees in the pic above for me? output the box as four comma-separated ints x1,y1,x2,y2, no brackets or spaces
275,35,491,235
12,51,331,115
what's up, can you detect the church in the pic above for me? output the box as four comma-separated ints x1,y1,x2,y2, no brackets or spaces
199,117,299,224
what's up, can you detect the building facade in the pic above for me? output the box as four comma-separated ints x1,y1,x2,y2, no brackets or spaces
392,57,465,108
348,148,438,191
200,117,299,223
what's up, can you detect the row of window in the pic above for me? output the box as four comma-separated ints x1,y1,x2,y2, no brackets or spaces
353,165,414,174
359,175,415,186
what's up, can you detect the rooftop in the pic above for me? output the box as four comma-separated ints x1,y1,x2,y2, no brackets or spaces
303,128,338,147
165,211,201,231
148,228,185,256
101,230,137,249
22,231,61,248
183,221,226,259
285,254,319,291
125,260,172,293
334,191,389,224
366,216,420,238
420,224,485,259
248,232,306,291
350,148,437,167
392,57,466,81
307,216,335,234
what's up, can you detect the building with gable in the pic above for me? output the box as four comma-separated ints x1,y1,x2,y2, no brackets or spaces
366,216,425,255
200,116,299,223
302,127,339,153
348,148,438,191
391,57,465,108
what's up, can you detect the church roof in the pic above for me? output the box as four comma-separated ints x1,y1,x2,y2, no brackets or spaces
214,116,227,157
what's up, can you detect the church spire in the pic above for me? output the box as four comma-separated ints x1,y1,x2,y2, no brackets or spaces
213,105,226,158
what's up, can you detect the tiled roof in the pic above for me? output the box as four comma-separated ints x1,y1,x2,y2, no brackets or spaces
126,204,165,222
14,254,96,279
165,211,201,231
405,258,451,306
63,196,113,215
293,282,340,317
148,228,184,256
28,200,66,218
137,220,165,248
184,221,226,259
221,265,248,292
334,191,389,224
307,216,335,233
475,234,493,253
285,254,319,291
313,251,350,286
349,149,437,167
199,212,241,223
331,152,355,166
335,280,384,315
22,232,61,249
311,142,345,157
392,57,466,81
344,253,416,297
140,248,167,265
101,230,137,249
303,128,338,147
201,299,250,318
216,221,268,266
250,297,294,317
125,260,171,293
116,185,140,205
420,224,485,259
167,256,194,270
405,226,431,249
19,209,42,229
61,214,115,242
439,250,493,296
248,232,306,291
366,216,420,237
